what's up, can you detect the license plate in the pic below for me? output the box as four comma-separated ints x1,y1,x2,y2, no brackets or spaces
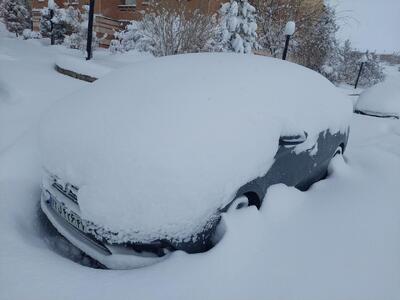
49,197,85,232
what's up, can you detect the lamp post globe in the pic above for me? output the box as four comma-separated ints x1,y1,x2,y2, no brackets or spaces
282,21,295,60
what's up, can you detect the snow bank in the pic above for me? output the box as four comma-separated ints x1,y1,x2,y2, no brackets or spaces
40,53,352,243
0,21,14,38
355,75,400,117
55,50,153,80
55,54,112,79
0,79,20,104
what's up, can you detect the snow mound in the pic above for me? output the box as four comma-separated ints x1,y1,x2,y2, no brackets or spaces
0,79,21,104
355,75,400,118
40,53,352,243
55,54,112,79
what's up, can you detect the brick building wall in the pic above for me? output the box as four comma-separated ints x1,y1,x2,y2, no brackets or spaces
31,0,225,47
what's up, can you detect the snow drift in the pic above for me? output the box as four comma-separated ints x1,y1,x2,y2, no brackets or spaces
39,53,352,243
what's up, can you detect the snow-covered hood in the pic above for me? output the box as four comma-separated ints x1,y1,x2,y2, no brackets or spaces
40,53,352,243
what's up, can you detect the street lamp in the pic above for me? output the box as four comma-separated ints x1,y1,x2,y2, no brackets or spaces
282,21,295,61
86,0,95,60
48,0,55,45
354,53,368,89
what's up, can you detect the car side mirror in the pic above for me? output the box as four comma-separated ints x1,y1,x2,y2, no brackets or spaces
279,131,308,146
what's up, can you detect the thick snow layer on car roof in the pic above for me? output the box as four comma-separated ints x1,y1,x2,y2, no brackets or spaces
40,53,352,242
355,75,400,118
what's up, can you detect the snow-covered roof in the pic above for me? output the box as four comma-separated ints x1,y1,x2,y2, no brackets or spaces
355,75,400,118
40,53,352,243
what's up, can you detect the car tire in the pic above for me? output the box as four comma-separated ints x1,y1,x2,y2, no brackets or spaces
334,145,344,156
227,196,249,213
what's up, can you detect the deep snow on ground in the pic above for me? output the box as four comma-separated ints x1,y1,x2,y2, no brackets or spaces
1,30,400,300
55,49,152,79
0,38,86,152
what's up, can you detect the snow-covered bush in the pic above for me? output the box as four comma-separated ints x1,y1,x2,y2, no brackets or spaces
219,0,257,54
63,5,98,52
323,39,385,87
351,52,385,87
22,29,42,39
110,0,218,56
40,1,80,45
0,0,31,37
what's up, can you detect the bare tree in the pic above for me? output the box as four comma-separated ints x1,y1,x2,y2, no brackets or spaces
293,4,338,71
111,0,219,56
252,0,324,58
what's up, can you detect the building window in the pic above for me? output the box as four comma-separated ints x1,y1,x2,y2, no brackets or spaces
64,0,80,5
118,0,137,11
124,0,136,6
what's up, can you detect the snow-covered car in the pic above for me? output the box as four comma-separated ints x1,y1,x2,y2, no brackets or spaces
355,75,400,119
40,53,352,269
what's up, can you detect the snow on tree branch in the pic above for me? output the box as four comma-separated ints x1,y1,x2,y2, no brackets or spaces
219,0,257,54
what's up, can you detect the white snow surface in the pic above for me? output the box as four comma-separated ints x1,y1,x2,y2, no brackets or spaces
1,25,400,300
55,50,152,79
355,74,400,117
39,53,352,243
56,54,112,78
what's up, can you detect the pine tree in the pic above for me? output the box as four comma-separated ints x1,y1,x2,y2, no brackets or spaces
0,0,31,37
219,0,257,54
40,0,79,45
40,3,62,45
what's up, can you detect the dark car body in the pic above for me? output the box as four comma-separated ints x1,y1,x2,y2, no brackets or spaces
354,109,399,119
41,128,349,262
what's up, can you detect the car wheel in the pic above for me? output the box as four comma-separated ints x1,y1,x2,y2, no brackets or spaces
334,145,344,156
227,196,249,213
333,144,347,164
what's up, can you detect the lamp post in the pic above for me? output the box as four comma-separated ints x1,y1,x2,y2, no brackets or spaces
49,8,54,45
48,0,55,45
282,21,295,60
354,54,368,89
86,0,95,61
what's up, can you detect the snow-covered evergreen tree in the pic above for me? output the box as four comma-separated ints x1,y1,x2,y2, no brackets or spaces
219,0,257,54
0,0,31,37
40,2,63,44
40,0,79,45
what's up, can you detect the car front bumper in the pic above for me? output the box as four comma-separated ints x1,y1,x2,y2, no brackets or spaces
40,190,168,269
354,109,399,119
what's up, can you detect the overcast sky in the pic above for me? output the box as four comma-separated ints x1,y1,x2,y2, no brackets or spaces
328,0,400,53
